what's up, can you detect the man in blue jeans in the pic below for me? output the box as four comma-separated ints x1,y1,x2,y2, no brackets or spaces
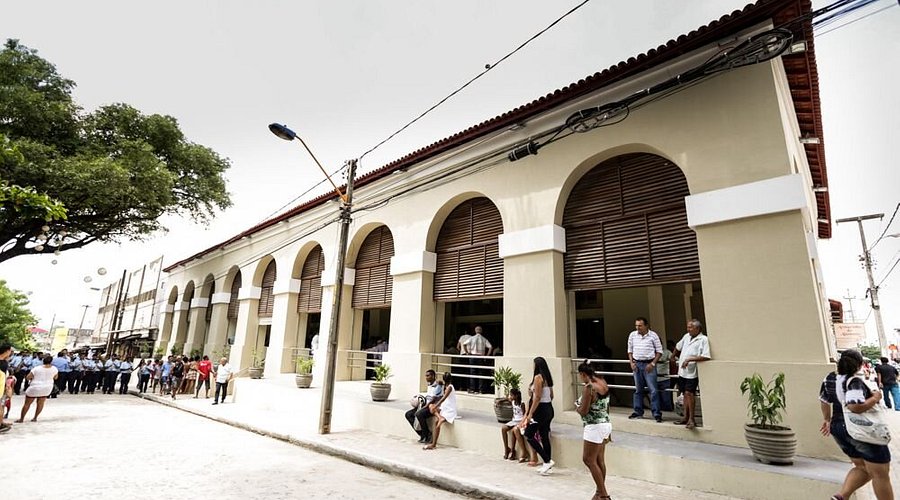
875,357,900,410
627,317,663,422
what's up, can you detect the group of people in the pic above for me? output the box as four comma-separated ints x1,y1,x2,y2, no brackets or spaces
404,318,712,500
136,355,234,405
0,347,238,434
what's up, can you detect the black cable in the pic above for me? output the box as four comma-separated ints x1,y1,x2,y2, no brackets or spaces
258,164,347,222
870,202,900,250
356,0,593,161
876,253,900,287
815,2,898,37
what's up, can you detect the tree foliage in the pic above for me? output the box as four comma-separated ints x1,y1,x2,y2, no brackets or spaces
0,39,231,263
0,279,37,349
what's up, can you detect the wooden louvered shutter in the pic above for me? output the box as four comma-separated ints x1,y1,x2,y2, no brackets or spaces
298,246,325,313
258,261,277,317
563,153,700,290
227,273,242,320
434,197,504,301
205,282,215,322
352,226,395,308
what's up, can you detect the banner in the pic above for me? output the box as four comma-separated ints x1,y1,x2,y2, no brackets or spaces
50,327,70,353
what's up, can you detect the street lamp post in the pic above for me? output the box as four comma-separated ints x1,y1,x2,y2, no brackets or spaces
269,123,356,434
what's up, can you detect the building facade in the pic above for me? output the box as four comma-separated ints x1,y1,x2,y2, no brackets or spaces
157,0,839,458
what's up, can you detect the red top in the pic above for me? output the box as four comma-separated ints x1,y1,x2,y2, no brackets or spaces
198,360,213,378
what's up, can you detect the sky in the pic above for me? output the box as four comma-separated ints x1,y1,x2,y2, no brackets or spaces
0,1,898,344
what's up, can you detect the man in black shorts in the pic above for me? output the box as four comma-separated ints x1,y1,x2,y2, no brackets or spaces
673,320,710,429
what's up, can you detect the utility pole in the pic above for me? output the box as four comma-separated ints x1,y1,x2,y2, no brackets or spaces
836,214,887,354
842,288,857,322
319,159,356,435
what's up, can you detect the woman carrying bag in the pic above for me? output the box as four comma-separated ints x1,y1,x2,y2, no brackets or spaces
819,349,893,500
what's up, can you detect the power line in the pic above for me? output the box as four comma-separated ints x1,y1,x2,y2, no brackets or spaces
356,0,593,161
814,1,897,37
877,250,900,287
870,202,900,250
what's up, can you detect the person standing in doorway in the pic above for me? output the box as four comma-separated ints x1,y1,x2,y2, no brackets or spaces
627,317,663,422
673,320,710,429
212,357,233,405
657,340,675,412
875,357,900,411
464,326,493,394
520,356,555,475
456,331,472,393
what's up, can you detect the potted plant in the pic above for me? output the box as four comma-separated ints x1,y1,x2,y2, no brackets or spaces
491,366,522,422
295,357,314,388
370,363,392,401
739,372,796,465
248,349,264,379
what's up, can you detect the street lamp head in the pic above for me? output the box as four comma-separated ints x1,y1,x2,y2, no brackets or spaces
268,123,298,141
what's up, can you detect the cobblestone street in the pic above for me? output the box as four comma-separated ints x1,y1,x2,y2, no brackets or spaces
2,393,464,500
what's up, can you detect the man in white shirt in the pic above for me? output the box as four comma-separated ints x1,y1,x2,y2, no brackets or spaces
465,326,493,394
673,319,711,429
626,317,663,422
212,357,234,405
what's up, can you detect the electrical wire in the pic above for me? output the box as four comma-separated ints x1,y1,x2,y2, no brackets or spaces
258,164,347,223
876,249,900,287
815,1,897,37
870,202,900,250
356,0,593,161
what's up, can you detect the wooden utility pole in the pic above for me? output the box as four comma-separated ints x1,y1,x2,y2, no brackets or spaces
836,214,887,354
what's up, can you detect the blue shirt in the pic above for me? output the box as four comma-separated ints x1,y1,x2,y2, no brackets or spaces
83,359,95,371
10,355,22,369
162,362,172,376
51,356,71,373
118,361,132,373
30,357,43,369
70,357,83,371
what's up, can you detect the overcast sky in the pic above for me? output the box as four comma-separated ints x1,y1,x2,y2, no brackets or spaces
1,1,897,345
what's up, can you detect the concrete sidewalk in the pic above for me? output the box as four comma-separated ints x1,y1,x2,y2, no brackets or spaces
131,389,738,500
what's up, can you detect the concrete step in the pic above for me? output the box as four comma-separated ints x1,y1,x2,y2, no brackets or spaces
229,376,847,500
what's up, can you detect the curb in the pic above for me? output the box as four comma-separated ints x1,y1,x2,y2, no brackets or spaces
130,390,530,500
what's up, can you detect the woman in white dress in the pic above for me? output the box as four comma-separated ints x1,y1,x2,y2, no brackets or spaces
424,372,457,450
17,355,58,423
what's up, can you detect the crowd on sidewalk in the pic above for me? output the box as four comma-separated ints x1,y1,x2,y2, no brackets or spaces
0,346,236,435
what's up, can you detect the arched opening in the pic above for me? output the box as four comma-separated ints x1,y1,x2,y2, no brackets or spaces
563,152,703,410
433,196,503,394
226,271,242,346
296,245,325,359
198,274,215,354
173,281,195,355
350,225,394,379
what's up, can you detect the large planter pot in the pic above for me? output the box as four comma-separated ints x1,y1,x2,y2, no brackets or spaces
248,367,264,379
494,398,513,423
744,424,796,465
295,373,313,388
370,382,392,401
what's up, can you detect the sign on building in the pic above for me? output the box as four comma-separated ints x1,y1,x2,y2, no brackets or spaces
833,323,867,350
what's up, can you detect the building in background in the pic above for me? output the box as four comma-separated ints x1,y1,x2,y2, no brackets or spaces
92,256,165,357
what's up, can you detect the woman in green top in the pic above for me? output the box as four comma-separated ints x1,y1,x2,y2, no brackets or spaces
576,361,611,500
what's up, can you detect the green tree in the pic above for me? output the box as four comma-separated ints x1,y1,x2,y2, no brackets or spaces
0,39,231,263
859,344,882,361
0,280,37,348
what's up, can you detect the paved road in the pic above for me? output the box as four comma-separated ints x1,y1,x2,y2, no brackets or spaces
2,393,465,500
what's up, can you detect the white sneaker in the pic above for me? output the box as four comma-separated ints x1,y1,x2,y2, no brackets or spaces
537,460,555,475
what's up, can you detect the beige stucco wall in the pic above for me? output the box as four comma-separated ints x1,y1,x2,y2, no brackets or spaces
157,56,836,457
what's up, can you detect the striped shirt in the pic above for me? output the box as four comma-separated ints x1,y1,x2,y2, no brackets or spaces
627,330,662,361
